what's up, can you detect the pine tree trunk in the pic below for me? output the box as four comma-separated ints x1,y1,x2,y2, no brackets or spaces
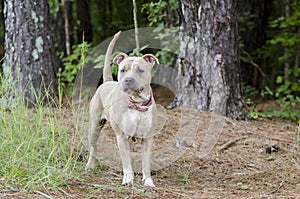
176,0,247,119
3,0,58,106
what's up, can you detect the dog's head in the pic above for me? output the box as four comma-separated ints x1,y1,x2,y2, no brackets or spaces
113,53,159,94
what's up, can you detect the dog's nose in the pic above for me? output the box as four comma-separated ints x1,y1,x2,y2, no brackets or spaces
124,77,134,85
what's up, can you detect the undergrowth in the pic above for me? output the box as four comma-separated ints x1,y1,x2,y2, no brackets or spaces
244,69,300,122
0,73,86,195
58,41,94,96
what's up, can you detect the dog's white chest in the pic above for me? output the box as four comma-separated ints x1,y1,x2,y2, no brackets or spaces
120,108,153,138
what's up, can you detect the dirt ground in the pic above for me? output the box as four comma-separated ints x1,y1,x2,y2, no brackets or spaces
2,87,300,198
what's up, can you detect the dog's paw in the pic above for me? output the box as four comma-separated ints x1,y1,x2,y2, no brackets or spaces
143,177,155,187
85,158,96,170
122,173,134,185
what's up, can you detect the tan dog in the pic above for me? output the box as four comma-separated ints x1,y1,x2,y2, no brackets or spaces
86,31,158,187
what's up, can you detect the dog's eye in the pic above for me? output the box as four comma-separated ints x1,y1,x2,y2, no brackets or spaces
138,69,144,73
120,69,125,73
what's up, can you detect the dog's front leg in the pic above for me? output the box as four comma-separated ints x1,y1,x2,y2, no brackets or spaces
141,137,155,187
116,134,134,185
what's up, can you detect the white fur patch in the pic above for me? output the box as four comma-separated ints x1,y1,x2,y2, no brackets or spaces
120,107,153,138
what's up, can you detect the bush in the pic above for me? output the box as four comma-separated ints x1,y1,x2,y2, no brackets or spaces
248,69,300,122
58,42,93,96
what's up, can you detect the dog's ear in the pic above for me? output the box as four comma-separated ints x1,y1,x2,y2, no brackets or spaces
113,53,128,65
142,54,159,67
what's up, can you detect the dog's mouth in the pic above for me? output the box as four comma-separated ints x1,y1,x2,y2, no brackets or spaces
123,85,144,93
121,76,149,94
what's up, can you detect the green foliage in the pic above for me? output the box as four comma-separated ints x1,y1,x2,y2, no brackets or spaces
49,0,60,14
58,41,93,96
94,45,152,77
238,12,255,34
245,1,300,122
248,108,263,120
248,69,300,122
142,0,179,67
142,0,169,26
242,83,260,106
129,45,149,57
259,2,300,68
0,75,85,191
93,51,121,76
248,95,300,122
274,77,300,97
269,2,300,48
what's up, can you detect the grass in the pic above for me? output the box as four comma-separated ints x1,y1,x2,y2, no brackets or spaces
0,74,87,194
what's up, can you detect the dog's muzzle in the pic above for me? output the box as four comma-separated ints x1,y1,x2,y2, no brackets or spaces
122,77,144,92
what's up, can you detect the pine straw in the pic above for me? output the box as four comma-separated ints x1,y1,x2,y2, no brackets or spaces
1,108,299,198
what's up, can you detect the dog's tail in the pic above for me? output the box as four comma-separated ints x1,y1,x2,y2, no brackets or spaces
103,31,121,83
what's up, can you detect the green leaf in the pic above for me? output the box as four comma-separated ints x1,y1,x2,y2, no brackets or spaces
276,76,283,84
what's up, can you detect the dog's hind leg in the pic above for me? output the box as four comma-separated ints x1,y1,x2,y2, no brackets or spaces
141,137,155,187
116,133,134,185
86,117,106,170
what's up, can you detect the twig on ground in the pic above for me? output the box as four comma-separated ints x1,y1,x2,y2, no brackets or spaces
292,157,300,171
35,190,54,199
267,180,285,195
218,136,248,152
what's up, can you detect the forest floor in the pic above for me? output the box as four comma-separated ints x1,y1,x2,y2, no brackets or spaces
1,87,300,199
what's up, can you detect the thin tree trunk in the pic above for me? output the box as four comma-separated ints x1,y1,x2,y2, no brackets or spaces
0,0,4,60
3,0,58,106
62,0,71,56
283,0,291,82
132,0,140,55
50,0,73,57
176,0,247,119
76,0,93,43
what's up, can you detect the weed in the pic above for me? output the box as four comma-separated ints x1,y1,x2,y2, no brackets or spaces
175,148,198,185
0,74,86,192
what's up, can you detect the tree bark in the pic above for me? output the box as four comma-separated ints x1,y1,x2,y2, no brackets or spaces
176,0,247,119
3,0,58,106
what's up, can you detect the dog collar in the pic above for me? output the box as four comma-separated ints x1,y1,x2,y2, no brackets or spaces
124,90,153,112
